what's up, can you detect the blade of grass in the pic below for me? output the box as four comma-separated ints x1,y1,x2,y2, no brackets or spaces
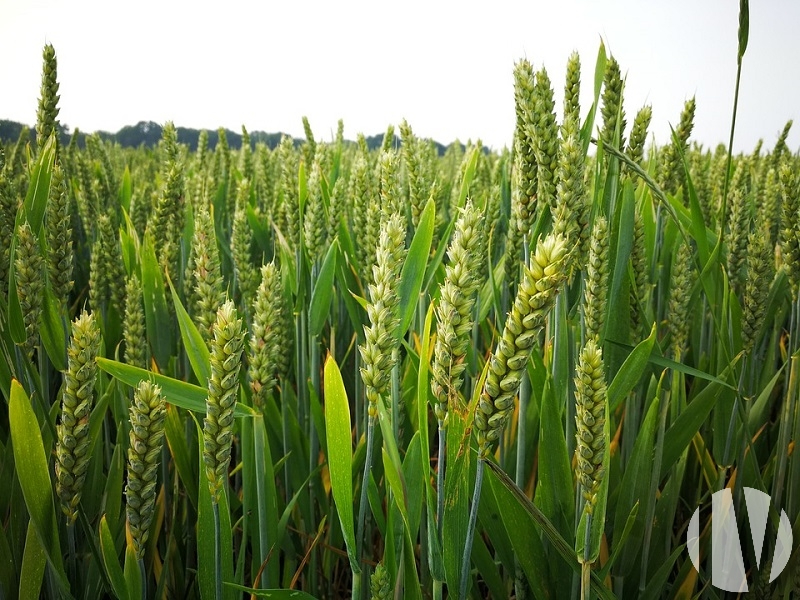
398,197,435,337
96,358,255,417
322,356,361,582
8,380,69,592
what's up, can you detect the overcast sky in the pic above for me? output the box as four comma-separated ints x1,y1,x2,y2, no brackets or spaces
1,0,798,154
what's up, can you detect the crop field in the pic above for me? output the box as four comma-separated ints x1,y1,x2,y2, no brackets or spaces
1,3,800,599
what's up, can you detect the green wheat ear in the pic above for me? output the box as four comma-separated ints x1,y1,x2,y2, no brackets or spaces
584,215,609,343
574,338,607,511
511,58,538,239
149,122,185,279
14,220,44,358
359,213,407,418
659,97,696,197
203,300,246,503
552,109,587,274
742,222,773,356
46,162,74,306
36,43,60,153
89,213,126,316
370,562,391,600
563,51,581,131
249,262,287,405
600,56,626,151
231,178,259,306
625,105,652,175
303,159,328,263
124,275,148,369
531,66,559,211
190,204,227,343
55,310,102,523
629,208,650,339
431,201,484,422
400,119,428,228
475,234,568,458
668,239,696,359
126,380,166,560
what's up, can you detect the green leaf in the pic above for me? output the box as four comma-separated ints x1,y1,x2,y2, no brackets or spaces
423,214,457,292
252,414,279,587
120,165,132,213
309,241,338,338
103,442,125,536
425,489,445,582
471,528,507,600
141,234,173,369
382,446,410,529
580,40,607,155
0,520,15,599
484,469,550,599
120,209,141,277
39,283,67,371
416,304,446,581
322,356,360,575
164,405,198,510
24,133,56,233
123,540,142,600
534,379,574,544
401,526,423,600
607,323,656,412
606,338,735,390
375,392,405,487
417,303,434,469
442,410,470,592
484,461,617,600
223,582,318,599
454,147,479,211
18,521,46,600
168,277,211,384
96,358,255,418
613,395,659,577
397,197,435,337
600,502,639,580
8,380,68,589
246,203,272,257
641,544,685,600
99,516,128,600
661,365,736,479
604,182,635,358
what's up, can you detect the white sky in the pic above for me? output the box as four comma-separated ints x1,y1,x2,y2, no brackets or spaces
1,0,798,154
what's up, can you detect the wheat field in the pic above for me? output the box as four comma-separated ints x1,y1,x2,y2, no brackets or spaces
1,2,799,599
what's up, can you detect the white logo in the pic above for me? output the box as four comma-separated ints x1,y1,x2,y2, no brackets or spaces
687,487,793,592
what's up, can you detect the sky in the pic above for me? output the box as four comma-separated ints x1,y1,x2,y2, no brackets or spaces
1,0,798,154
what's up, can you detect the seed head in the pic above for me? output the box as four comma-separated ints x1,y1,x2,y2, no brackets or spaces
574,339,607,510
431,201,484,422
359,214,407,418
475,234,568,457
249,263,287,404
203,301,246,503
56,311,102,523
14,221,44,358
126,381,166,560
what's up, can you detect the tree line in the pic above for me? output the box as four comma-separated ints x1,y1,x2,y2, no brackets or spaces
0,119,451,155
